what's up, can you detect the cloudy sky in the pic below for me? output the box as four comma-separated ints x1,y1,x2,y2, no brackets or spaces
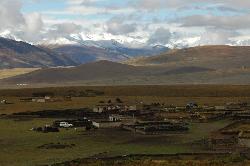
1,0,250,47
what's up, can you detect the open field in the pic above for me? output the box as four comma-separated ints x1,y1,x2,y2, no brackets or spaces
0,117,232,166
0,68,39,79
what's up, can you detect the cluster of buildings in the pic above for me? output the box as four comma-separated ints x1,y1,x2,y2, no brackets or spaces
89,100,190,134
87,100,250,136
20,96,72,103
93,103,137,113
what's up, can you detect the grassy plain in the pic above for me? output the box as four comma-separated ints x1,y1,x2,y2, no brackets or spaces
0,118,232,166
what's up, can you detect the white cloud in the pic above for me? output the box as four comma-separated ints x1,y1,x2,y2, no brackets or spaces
198,28,237,45
1,0,250,47
0,0,25,30
24,13,43,34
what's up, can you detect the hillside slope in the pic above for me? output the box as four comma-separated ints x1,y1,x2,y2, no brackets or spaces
127,45,250,70
0,60,221,86
0,37,77,69
0,61,162,84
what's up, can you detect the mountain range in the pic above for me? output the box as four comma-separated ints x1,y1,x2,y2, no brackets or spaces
0,37,168,69
48,43,167,64
1,36,250,86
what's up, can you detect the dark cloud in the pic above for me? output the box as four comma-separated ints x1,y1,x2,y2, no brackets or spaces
80,0,96,6
46,23,83,38
147,28,172,45
132,0,250,10
106,16,138,35
178,14,250,30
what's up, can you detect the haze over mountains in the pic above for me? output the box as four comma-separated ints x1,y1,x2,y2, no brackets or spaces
48,41,168,64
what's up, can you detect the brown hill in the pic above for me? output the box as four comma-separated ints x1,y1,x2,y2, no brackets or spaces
127,45,250,70
0,60,163,84
0,60,217,86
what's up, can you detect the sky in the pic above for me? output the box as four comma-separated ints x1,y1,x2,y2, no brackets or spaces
1,0,250,47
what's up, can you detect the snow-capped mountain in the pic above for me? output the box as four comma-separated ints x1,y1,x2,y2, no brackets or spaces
0,30,23,42
38,34,169,64
45,39,169,64
0,31,168,68
167,37,201,49
40,34,148,50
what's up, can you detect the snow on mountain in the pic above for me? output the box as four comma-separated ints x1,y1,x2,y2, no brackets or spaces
40,37,78,45
0,31,223,50
232,39,250,46
39,34,169,65
7,30,166,65
0,30,23,42
168,37,201,48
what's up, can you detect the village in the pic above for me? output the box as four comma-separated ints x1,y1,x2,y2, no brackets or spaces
1,91,250,154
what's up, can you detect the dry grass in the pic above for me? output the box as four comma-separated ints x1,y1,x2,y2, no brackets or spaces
0,68,39,79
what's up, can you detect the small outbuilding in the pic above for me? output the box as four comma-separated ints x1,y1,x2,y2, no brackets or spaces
0,100,7,104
